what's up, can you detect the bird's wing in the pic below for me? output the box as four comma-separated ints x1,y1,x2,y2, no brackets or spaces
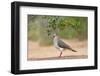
57,39,71,49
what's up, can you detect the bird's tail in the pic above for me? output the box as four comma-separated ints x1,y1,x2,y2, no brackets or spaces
70,49,77,52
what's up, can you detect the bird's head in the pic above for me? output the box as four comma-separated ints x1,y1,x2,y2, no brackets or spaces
53,33,57,38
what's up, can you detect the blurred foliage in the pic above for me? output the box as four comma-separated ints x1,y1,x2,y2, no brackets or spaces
28,15,88,46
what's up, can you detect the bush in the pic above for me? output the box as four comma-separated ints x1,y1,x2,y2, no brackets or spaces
28,15,88,46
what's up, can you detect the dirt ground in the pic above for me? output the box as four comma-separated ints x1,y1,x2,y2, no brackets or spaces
27,40,88,61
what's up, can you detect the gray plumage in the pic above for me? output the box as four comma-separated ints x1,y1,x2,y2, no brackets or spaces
58,39,71,49
57,38,76,52
53,34,77,57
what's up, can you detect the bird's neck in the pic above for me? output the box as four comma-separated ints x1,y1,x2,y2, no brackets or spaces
54,36,59,42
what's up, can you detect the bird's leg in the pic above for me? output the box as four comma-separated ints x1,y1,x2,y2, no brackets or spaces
59,51,62,57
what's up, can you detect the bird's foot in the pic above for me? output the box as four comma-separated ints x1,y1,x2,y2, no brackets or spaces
59,55,61,58
59,52,62,58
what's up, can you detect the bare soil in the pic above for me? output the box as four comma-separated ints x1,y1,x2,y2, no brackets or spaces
27,40,88,61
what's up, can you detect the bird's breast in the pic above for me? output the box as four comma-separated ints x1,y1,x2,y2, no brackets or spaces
53,38,64,51
53,38,59,48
